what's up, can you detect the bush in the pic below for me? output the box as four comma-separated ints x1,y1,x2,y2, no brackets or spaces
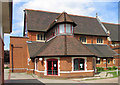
107,67,112,70
4,66,9,69
112,66,117,70
96,67,104,72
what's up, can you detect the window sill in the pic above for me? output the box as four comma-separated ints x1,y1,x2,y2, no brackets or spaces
36,40,45,42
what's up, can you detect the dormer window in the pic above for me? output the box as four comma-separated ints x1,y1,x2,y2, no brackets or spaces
56,24,73,35
66,24,71,33
59,24,64,33
37,34,45,41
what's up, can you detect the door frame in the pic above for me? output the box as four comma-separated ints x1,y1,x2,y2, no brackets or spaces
47,59,58,76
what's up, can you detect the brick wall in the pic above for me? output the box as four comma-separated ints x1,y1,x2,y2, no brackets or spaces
74,34,108,44
10,37,29,72
0,36,4,85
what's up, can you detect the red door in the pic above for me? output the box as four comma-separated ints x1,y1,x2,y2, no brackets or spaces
47,59,58,75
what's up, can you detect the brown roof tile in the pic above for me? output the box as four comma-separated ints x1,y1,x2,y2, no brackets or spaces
25,9,107,36
28,35,95,58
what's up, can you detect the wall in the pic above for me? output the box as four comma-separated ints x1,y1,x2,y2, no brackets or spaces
74,34,108,44
0,35,4,85
28,31,45,41
10,37,29,72
34,57,94,78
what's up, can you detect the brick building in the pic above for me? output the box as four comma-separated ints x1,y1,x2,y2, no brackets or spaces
10,9,119,78
0,1,12,85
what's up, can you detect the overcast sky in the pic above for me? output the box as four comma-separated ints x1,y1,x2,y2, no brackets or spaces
4,0,119,50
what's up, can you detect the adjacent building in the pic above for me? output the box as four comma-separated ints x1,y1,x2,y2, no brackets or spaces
0,1,12,85
10,9,119,78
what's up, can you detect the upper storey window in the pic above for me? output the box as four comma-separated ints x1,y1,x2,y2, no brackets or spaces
97,38,103,44
56,24,73,35
59,24,64,33
80,37,87,44
37,34,45,41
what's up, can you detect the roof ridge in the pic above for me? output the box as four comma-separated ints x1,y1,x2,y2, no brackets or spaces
102,22,119,25
25,8,96,19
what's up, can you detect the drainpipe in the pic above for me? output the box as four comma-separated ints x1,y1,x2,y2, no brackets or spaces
106,58,107,70
11,44,13,72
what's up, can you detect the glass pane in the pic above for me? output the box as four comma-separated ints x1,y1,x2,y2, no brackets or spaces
53,61,58,75
66,24,71,33
48,61,52,75
80,59,84,70
74,59,79,71
59,24,64,33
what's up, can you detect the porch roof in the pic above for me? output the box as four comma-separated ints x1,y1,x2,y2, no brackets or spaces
27,35,96,58
85,44,117,58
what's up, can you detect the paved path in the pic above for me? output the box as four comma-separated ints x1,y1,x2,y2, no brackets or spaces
4,69,119,84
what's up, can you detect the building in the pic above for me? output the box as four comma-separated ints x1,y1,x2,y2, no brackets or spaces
10,9,119,78
0,1,12,85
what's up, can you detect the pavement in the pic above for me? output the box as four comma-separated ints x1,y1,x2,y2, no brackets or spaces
4,69,119,84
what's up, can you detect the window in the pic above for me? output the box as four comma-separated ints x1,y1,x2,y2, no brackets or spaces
57,24,73,34
108,59,111,64
96,58,100,64
113,59,115,64
35,58,38,70
80,37,86,43
74,58,85,71
97,38,103,44
37,34,45,40
66,24,71,33
59,24,64,33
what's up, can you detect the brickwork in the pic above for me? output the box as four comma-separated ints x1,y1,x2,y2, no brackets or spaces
10,37,29,72
74,34,108,44
0,36,4,85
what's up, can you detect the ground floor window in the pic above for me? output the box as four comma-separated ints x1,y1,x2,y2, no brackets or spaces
74,58,85,71
113,59,115,64
108,59,111,64
96,58,100,64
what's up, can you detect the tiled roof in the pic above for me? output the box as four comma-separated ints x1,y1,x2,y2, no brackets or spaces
25,9,108,36
85,44,117,58
27,35,95,58
102,22,119,41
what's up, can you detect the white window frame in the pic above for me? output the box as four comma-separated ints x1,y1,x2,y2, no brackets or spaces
113,59,115,64
72,57,87,72
36,33,45,42
97,38,104,44
80,37,87,44
35,58,38,71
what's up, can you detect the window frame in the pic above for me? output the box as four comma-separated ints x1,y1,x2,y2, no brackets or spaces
96,58,101,64
97,38,103,44
80,37,87,44
107,59,111,64
73,58,85,71
57,24,73,35
113,59,115,64
35,58,38,71
36,33,45,41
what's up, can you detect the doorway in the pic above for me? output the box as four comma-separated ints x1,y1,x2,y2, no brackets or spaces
47,59,58,75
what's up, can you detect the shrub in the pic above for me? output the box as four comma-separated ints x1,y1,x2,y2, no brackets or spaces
107,67,112,70
4,66,9,69
96,67,104,72
112,66,117,70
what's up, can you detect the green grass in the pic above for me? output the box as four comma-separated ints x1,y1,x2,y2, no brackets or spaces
4,67,9,69
118,71,120,76
108,72,118,78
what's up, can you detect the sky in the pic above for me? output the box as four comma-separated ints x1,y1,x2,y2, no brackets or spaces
4,0,119,50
